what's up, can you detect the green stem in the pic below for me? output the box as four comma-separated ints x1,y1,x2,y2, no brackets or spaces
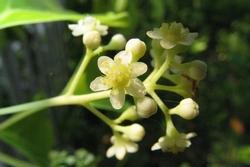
165,115,178,136
143,68,157,84
84,104,114,127
65,49,93,95
148,91,168,112
150,54,172,84
155,84,177,92
0,152,39,167
0,91,110,116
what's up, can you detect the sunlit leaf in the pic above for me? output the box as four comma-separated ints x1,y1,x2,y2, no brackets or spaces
0,0,128,29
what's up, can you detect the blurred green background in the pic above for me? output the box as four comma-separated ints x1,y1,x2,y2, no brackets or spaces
0,0,250,166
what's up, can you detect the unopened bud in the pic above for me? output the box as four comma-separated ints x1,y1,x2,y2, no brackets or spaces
125,38,146,61
187,60,207,81
169,98,199,120
115,123,145,142
136,97,157,118
83,31,101,49
106,34,126,50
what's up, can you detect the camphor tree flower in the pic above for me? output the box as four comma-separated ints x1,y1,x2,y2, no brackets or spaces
147,22,198,49
68,16,108,37
151,132,196,153
106,135,138,160
90,43,147,109
151,117,196,153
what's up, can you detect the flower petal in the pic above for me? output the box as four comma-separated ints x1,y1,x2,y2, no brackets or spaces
179,32,198,45
160,40,176,49
110,89,125,109
115,146,126,160
131,62,148,77
68,24,85,36
186,132,197,139
151,142,161,151
106,146,115,158
90,76,110,91
114,50,132,65
125,142,138,153
146,28,162,39
126,78,145,97
98,56,114,74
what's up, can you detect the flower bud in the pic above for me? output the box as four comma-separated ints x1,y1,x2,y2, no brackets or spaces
114,106,139,124
136,97,157,118
83,31,101,49
115,123,145,142
187,60,207,81
106,34,126,50
169,98,199,120
125,38,146,61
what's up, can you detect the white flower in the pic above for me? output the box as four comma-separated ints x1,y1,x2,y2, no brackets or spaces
90,50,147,109
106,135,138,160
151,132,196,153
169,98,199,120
147,22,197,49
68,16,108,37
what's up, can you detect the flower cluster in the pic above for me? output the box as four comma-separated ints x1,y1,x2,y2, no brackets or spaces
146,22,206,153
67,18,206,160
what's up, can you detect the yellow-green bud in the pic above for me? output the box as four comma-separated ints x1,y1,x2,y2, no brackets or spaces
136,97,157,118
187,60,207,81
169,98,199,120
83,31,101,49
121,123,145,142
125,38,146,61
106,34,126,50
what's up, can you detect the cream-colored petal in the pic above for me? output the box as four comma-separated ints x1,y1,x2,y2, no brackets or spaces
125,142,138,153
131,62,148,77
151,142,161,151
126,78,145,97
114,50,132,65
90,76,110,91
146,29,162,39
115,146,126,160
98,56,114,74
97,25,108,35
110,89,125,109
68,24,85,36
186,132,197,139
180,33,198,45
160,40,176,49
106,146,115,158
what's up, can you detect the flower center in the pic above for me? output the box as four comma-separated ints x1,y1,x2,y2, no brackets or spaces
104,62,131,89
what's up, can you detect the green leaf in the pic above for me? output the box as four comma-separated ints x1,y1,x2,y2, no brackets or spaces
237,145,250,164
0,111,54,166
0,0,128,29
